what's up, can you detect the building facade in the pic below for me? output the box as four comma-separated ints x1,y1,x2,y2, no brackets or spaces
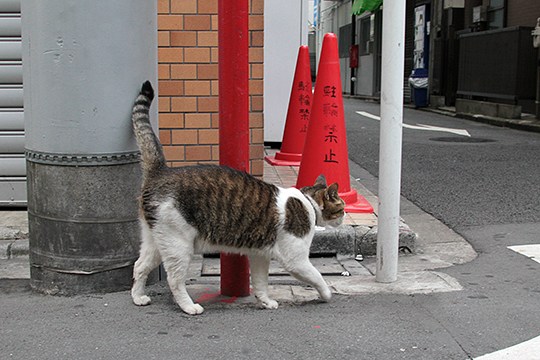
157,0,265,175
316,0,539,116
0,0,266,206
432,0,539,117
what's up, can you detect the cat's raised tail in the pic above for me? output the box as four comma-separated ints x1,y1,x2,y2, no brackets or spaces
132,81,166,178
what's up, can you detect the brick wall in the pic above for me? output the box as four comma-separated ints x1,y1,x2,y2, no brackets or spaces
157,0,264,177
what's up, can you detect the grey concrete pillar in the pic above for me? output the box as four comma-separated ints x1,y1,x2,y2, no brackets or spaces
22,0,157,295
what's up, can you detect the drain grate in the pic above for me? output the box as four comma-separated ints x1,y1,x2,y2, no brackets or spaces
430,137,496,143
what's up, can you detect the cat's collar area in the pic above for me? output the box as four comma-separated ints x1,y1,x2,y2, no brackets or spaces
304,193,322,227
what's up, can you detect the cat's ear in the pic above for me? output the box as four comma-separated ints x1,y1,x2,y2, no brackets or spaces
314,174,327,187
326,183,339,200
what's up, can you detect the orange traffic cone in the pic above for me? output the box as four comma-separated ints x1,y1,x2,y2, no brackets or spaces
296,33,373,213
265,46,312,166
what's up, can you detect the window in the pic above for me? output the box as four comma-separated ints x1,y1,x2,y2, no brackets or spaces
487,0,505,30
359,16,372,56
338,24,352,58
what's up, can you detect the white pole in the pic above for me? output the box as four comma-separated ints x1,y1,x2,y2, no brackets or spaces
376,1,406,283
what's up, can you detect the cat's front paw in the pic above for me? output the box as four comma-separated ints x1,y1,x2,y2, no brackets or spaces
320,287,332,302
182,303,205,315
133,295,152,306
260,299,279,310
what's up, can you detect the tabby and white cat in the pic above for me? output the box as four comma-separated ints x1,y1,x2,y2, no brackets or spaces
130,81,345,315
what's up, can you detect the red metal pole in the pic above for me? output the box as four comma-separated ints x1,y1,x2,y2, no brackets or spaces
218,0,251,297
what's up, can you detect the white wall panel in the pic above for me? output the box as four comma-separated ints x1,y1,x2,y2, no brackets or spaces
264,0,309,143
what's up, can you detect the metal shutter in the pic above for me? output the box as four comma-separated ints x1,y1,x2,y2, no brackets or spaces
0,0,24,206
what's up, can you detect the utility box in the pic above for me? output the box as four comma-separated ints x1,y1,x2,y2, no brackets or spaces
457,26,536,113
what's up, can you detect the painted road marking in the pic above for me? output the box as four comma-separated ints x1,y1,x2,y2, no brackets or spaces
507,244,540,264
475,246,540,359
474,334,540,359
474,246,540,359
355,111,471,137
356,111,382,121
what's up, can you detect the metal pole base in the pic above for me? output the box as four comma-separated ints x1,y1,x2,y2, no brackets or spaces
27,158,153,295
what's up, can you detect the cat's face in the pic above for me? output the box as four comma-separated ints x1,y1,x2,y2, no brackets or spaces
320,182,345,228
302,175,345,228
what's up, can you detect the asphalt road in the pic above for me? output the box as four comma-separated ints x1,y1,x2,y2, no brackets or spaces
0,279,531,360
345,98,540,358
345,99,540,228
2,100,540,360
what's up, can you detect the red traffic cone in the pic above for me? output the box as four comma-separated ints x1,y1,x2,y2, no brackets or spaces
296,33,373,213
265,46,312,166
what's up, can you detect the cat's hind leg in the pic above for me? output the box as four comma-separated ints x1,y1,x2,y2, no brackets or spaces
131,220,162,306
162,251,203,315
249,254,278,310
276,237,332,302
158,230,204,315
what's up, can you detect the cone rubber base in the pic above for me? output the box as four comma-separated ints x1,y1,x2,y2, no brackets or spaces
264,153,301,167
339,189,374,213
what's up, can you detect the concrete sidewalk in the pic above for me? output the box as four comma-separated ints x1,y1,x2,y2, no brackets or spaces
0,154,477,307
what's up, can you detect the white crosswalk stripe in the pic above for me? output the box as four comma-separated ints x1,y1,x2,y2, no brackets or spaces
508,244,540,264
478,245,540,359
474,334,540,359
